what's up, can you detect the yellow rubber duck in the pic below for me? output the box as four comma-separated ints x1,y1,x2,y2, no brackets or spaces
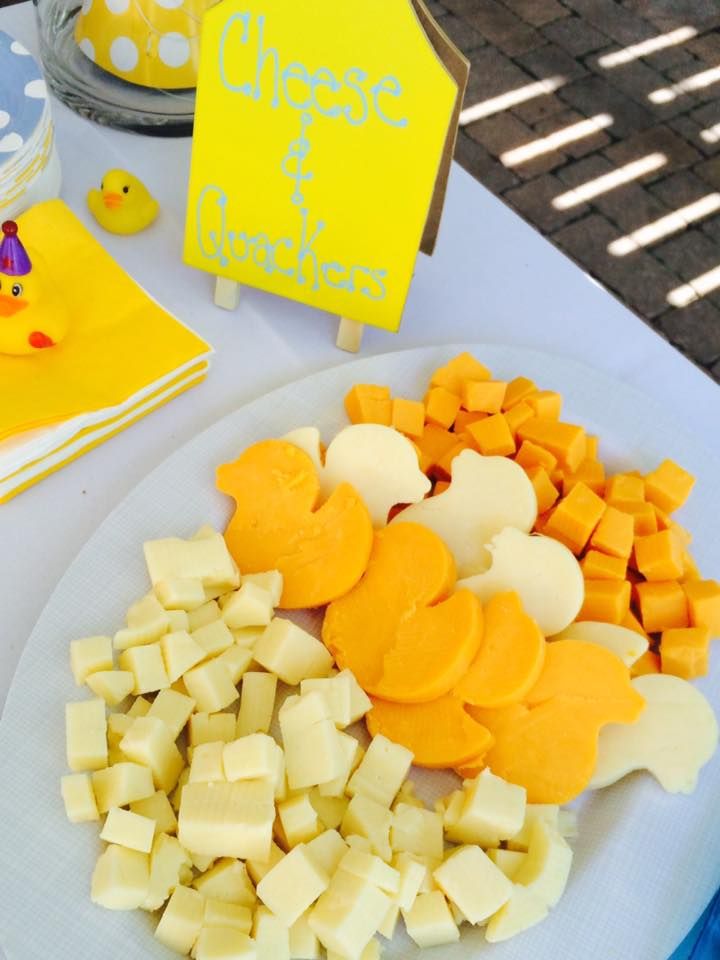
87,169,159,235
0,220,69,356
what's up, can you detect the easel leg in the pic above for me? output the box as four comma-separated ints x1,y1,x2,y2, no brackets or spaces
336,316,364,353
214,276,240,310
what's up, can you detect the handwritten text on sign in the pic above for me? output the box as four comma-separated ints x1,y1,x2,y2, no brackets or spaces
184,0,457,332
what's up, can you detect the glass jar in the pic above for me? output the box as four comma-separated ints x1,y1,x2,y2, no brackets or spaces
33,0,213,135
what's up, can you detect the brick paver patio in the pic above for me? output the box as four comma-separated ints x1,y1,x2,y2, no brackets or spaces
447,0,720,381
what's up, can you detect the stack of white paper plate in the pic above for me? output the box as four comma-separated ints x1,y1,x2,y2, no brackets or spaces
0,30,61,221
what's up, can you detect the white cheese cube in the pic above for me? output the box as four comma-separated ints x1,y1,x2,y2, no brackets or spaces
345,835,372,853
223,734,279,783
379,903,400,939
128,695,152,717
167,609,191,632
120,716,185,793
143,832,193,911
92,762,155,813
513,818,573,907
155,578,207,611
391,853,426,911
178,780,274,861
341,795,392,861
242,570,283,607
446,769,526,847
394,780,424,811
339,669,372,724
86,670,134,706
222,582,274,629
402,891,459,948
279,692,344,790
232,627,265,648
193,857,256,906
101,806,155,853
189,849,215,873
338,848,400,894
184,659,239,713
60,773,99,822
170,767,190,813
147,689,196,739
237,672,277,737
66,698,107,772
317,732,362,798
144,534,238,590
277,794,321,849
161,631,207,683
119,643,170,695
391,804,444,860
127,593,169,628
203,899,253,934
485,883,549,943
300,673,352,728
246,842,285,885
107,712,133,747
215,645,254,685
487,848,527,880
70,636,113,685
190,742,227,783
310,792,349,832
507,804,559,852
190,712,237,746
188,600,221,632
305,830,348,878
257,843,330,926
193,620,235,658
91,844,149,910
308,871,390,959
114,615,169,652
404,854,441,894
131,790,178,836
254,619,333,685
347,734,413,808
289,910,320,959
194,927,256,959
433,845,512,925
155,884,205,954
254,905,291,960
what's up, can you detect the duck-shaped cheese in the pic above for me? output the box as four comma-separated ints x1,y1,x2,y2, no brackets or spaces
87,170,159,235
0,220,69,355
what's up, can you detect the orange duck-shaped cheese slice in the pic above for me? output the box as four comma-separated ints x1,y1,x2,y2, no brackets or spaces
0,220,69,356
216,439,373,609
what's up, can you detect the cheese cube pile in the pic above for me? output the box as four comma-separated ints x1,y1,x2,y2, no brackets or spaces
62,525,577,958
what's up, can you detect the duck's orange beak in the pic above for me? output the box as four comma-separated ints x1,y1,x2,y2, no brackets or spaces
0,293,27,317
103,192,124,209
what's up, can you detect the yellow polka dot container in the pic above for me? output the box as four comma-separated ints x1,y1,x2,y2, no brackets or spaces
74,0,213,89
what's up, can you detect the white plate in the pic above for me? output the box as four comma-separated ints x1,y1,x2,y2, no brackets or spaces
0,344,718,960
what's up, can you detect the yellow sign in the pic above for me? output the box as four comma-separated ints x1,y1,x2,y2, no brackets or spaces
184,0,459,332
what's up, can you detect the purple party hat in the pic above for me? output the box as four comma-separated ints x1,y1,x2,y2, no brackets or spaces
0,221,32,276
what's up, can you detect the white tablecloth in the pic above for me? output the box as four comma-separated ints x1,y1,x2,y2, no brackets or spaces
0,5,718,959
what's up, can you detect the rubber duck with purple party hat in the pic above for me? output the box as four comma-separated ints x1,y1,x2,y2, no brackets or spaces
0,219,69,355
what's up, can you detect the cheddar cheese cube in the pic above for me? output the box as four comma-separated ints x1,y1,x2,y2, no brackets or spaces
589,506,634,559
563,458,605,497
435,439,469,480
453,409,486,434
634,580,688,633
503,401,534,441
682,580,720,636
630,650,661,677
424,386,461,430
605,473,645,508
502,376,536,410
634,529,684,581
644,459,695,513
430,352,491,394
580,550,627,581
344,384,391,426
391,397,425,439
516,419,586,473
527,390,561,420
660,626,710,679
544,482,606,555
578,579,631,624
461,380,507,414
624,501,658,536
415,424,458,475
466,413,515,457
525,466,559,514
515,441,557,473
